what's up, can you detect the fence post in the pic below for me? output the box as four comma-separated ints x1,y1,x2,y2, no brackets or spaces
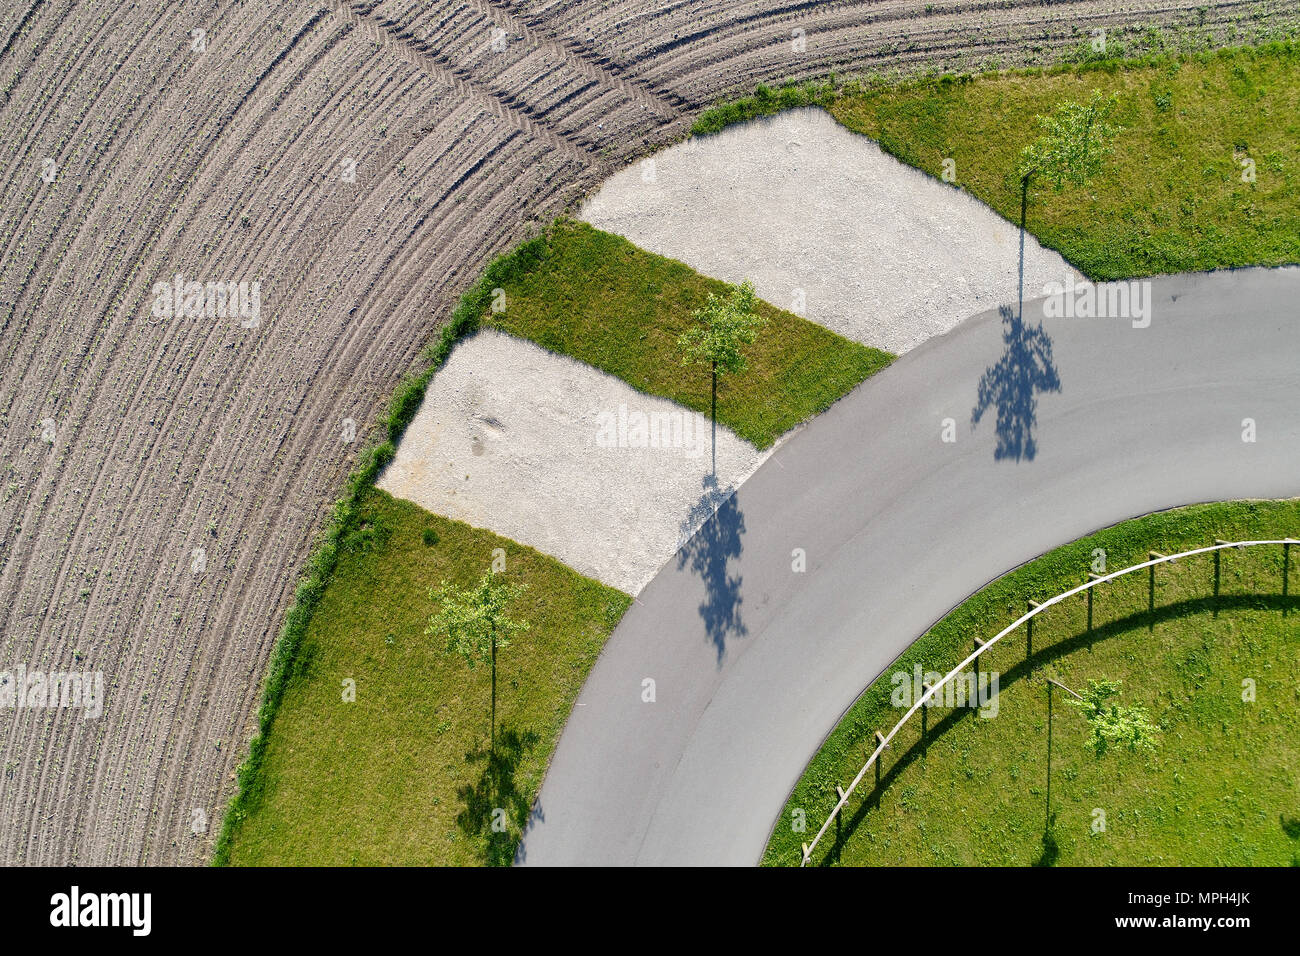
1086,572,1103,633
1213,540,1230,616
920,681,932,748
873,731,887,788
1045,679,1053,835
974,636,986,682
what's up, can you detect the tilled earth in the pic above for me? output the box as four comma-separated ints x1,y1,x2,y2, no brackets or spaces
0,0,1293,865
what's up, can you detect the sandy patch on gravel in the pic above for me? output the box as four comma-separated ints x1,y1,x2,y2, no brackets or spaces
580,107,1079,354
377,330,773,594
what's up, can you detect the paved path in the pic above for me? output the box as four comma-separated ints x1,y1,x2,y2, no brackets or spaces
518,267,1300,865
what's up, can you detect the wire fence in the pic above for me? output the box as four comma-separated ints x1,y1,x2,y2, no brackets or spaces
800,537,1298,866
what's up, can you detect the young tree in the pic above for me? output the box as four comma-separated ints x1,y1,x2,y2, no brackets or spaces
1065,678,1160,758
1019,90,1123,191
426,571,530,754
1014,91,1122,309
677,279,766,472
1044,674,1159,842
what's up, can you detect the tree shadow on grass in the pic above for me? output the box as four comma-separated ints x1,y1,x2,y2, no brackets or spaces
457,724,540,866
1285,814,1300,867
1035,815,1061,867
972,304,1061,462
812,592,1299,866
677,474,747,666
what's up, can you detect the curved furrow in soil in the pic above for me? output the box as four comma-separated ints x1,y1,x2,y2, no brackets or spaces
0,2,332,678
58,35,446,863
1,0,1294,864
0,1,356,863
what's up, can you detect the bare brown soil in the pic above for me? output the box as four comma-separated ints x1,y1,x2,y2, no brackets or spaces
0,0,1292,864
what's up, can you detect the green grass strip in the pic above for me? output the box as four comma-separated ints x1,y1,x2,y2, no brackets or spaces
691,78,837,135
485,220,893,449
212,237,549,865
696,41,1300,280
222,489,629,866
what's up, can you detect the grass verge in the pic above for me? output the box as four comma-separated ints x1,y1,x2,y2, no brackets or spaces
696,42,1300,280
215,213,884,863
765,500,1300,866
212,237,555,865
690,78,837,135
484,219,893,449
222,489,629,865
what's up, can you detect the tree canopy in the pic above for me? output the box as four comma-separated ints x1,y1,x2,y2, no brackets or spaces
677,278,766,377
1019,89,1123,190
1065,678,1160,758
426,572,530,669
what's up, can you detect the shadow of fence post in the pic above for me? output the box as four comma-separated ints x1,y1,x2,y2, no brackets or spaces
800,538,1300,868
1148,551,1165,631
799,537,1299,865
1285,541,1293,615
1027,600,1040,665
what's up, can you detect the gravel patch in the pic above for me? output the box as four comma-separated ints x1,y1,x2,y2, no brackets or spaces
377,330,774,594
580,107,1079,354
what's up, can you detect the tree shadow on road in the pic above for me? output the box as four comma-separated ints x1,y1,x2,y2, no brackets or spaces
457,724,539,866
677,473,747,666
971,304,1061,461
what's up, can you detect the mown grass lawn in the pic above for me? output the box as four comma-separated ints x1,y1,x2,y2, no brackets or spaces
766,500,1300,867
484,219,893,449
697,42,1300,280
224,489,629,866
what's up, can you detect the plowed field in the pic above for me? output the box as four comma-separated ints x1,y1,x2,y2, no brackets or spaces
1,0,1292,864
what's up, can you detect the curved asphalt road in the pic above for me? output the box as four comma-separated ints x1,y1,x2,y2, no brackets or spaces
518,267,1300,866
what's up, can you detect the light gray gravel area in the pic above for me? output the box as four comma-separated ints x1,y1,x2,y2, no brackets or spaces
580,107,1079,354
377,330,774,594
381,109,1078,596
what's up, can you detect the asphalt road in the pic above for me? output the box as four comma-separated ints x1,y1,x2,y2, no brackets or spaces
518,268,1300,866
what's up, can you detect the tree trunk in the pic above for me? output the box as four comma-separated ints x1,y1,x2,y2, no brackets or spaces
1045,679,1053,836
490,623,497,758
710,360,717,478
1018,174,1030,320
